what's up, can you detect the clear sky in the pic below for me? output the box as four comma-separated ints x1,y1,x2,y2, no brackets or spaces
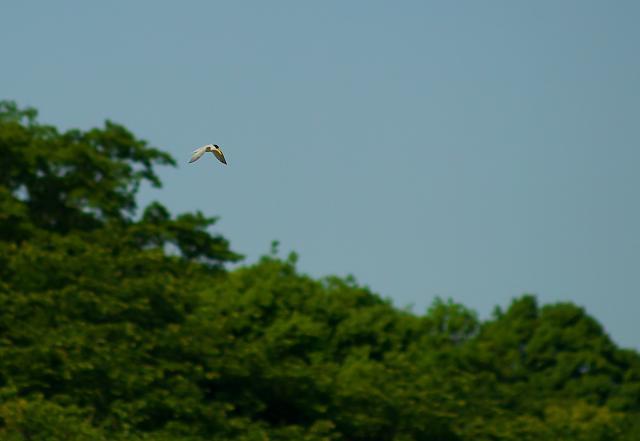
2,1,639,349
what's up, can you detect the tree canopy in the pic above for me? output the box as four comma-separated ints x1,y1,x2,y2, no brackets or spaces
1,101,639,440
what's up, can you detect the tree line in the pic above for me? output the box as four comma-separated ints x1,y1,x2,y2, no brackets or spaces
1,101,639,440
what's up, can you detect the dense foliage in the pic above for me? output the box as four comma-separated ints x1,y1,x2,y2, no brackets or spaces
1,101,639,440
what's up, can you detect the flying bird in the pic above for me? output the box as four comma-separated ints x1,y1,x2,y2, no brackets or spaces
189,144,227,165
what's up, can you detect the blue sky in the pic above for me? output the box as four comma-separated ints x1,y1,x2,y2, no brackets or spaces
2,1,639,348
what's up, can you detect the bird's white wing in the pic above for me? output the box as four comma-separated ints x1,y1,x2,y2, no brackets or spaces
189,146,207,163
212,148,227,165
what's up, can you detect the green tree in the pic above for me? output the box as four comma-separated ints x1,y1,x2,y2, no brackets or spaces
0,101,241,439
1,101,640,440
